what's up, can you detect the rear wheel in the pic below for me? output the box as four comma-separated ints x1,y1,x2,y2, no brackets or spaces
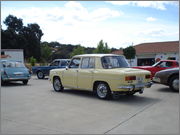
53,77,64,92
37,71,44,79
1,78,5,85
169,75,179,92
95,82,111,99
23,80,28,85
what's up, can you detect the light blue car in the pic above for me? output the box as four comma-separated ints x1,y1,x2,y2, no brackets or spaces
1,60,31,85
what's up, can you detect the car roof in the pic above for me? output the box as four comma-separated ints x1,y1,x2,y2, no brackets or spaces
73,54,122,58
0,59,21,62
53,59,70,61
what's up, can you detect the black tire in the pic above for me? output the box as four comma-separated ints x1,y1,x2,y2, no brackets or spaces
169,75,179,92
53,77,64,92
37,71,45,79
1,79,5,85
95,82,111,99
23,80,28,85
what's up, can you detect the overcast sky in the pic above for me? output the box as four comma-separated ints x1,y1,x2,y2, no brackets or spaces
1,1,179,49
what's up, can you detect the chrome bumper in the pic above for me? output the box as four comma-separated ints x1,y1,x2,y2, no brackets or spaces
118,82,153,90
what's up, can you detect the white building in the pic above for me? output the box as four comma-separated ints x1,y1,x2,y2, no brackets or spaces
112,41,179,66
1,49,24,62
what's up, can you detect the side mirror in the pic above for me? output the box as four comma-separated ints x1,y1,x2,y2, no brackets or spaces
156,65,160,68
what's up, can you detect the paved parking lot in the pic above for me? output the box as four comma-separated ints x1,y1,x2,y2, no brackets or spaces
1,75,179,134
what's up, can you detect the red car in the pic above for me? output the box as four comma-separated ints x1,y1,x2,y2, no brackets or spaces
133,60,179,78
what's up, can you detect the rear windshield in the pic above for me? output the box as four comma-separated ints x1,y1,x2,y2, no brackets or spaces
2,61,25,68
101,56,129,69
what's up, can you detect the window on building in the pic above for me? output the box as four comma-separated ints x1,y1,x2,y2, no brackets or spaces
1,51,5,55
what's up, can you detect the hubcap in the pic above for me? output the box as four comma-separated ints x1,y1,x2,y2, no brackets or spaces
54,79,61,91
38,72,43,78
97,84,108,98
172,79,179,91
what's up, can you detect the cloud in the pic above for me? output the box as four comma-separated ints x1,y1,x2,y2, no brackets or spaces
1,1,124,47
146,17,157,22
107,1,178,10
137,28,176,37
1,1,178,48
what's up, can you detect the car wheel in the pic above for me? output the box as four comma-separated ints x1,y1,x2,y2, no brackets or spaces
53,77,64,92
37,71,44,79
169,75,179,92
1,78,5,85
95,82,111,99
23,80,28,85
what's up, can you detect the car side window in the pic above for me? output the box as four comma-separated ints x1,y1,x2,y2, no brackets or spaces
81,57,95,69
165,62,172,67
158,62,172,67
50,61,59,66
61,60,68,67
69,58,80,68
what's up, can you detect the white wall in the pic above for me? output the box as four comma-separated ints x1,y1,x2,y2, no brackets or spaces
128,52,179,67
155,53,179,61
3,50,24,62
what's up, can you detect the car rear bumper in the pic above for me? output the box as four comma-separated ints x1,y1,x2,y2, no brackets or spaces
2,76,31,81
117,82,153,90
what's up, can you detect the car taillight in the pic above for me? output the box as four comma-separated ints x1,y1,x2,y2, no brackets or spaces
145,75,151,79
125,76,136,81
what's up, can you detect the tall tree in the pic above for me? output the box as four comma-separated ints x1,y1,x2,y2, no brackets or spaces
40,43,52,62
94,40,110,53
2,15,43,61
70,45,85,57
123,46,136,66
4,15,23,32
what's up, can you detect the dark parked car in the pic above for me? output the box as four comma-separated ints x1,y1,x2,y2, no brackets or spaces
32,59,70,79
153,68,179,91
1,60,31,85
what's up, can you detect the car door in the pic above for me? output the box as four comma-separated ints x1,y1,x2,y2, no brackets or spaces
47,60,60,74
62,58,80,88
77,57,95,90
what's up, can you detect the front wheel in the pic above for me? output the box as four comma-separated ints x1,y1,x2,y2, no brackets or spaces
169,75,179,92
95,82,111,99
37,71,45,79
53,77,64,92
23,80,28,85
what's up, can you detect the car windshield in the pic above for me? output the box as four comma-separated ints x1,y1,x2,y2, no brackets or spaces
101,56,129,69
4,61,25,68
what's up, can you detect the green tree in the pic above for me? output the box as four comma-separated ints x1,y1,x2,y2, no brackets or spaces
70,45,85,57
4,15,23,32
94,40,110,53
41,43,52,62
2,15,43,61
29,56,37,66
123,46,136,66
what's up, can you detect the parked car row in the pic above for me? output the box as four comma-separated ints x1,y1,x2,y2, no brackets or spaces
1,54,179,99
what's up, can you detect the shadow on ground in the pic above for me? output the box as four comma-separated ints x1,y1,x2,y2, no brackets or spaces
51,89,161,106
157,87,179,93
1,82,31,87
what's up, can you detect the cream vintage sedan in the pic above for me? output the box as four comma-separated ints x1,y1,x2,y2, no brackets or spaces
49,54,152,99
